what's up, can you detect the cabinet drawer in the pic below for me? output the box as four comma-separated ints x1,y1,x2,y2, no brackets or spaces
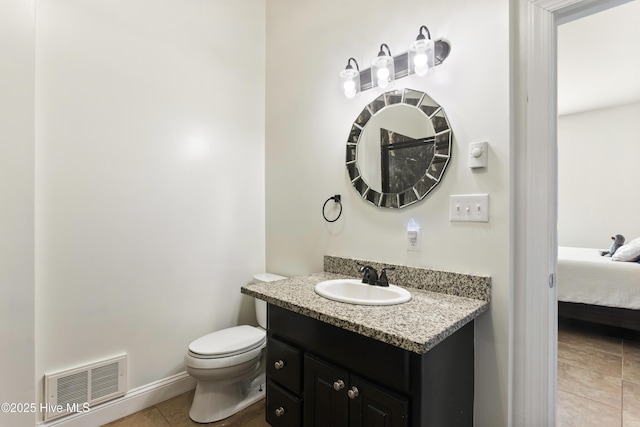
267,337,302,395
266,380,302,427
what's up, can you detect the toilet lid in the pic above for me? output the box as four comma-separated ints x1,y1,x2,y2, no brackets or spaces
188,325,266,358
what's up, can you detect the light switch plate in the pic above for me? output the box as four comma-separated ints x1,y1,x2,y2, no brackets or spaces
449,194,489,222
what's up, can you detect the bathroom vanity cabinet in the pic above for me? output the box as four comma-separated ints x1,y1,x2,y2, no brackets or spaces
264,304,474,427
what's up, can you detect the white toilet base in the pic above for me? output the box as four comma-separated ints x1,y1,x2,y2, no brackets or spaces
188,372,266,423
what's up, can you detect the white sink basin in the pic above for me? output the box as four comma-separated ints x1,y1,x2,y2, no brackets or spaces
314,279,411,306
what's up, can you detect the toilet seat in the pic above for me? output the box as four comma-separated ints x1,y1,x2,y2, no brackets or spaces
184,325,266,370
187,325,265,359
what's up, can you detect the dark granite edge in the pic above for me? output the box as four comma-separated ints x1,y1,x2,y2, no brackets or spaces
324,255,491,302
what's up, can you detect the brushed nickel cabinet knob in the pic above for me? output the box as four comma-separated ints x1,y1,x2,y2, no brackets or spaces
348,386,359,399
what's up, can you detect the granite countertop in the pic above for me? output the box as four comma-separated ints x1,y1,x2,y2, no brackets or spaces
241,272,489,354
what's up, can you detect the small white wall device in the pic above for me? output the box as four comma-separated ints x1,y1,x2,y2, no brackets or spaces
469,141,488,169
407,219,421,251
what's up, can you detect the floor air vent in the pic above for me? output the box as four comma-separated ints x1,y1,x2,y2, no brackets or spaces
44,354,127,421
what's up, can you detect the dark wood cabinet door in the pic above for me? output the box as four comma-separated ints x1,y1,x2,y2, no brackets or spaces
303,354,349,427
348,374,409,427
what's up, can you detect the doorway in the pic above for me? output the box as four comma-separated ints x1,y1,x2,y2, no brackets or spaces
555,1,640,424
514,0,636,424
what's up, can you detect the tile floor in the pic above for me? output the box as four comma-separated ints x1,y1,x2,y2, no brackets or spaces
557,319,640,427
105,319,640,427
102,391,269,427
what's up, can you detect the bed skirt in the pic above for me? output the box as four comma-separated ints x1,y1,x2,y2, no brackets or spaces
558,301,640,332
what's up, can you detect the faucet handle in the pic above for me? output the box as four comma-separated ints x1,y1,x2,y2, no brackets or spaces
356,262,372,272
376,267,396,287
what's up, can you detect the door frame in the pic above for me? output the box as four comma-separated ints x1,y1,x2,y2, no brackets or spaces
514,0,632,424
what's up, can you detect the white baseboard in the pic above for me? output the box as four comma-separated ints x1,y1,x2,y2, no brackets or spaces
38,371,196,427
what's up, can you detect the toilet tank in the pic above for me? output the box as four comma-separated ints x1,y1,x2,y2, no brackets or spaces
252,273,287,329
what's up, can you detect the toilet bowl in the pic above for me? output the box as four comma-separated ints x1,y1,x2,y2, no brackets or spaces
184,273,286,424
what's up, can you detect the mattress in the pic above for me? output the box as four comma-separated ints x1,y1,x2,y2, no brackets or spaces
557,246,640,310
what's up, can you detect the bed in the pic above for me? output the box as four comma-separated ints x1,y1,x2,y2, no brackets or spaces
557,246,640,331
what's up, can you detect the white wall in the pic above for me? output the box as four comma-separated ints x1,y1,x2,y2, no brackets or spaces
2,1,514,425
35,0,265,413
558,102,640,248
265,1,511,426
0,1,36,426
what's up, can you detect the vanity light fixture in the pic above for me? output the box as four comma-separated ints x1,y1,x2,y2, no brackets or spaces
371,44,395,89
408,25,435,77
339,58,361,99
339,24,450,98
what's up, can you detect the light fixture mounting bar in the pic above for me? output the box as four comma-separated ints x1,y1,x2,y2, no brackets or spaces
358,39,450,92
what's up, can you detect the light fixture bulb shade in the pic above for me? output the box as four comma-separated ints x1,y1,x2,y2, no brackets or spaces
339,67,360,99
408,38,435,77
371,55,395,89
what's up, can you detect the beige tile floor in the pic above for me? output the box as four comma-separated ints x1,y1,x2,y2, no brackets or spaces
557,319,640,427
102,390,269,427
105,319,640,426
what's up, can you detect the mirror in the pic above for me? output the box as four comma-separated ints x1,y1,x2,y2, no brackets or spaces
346,88,453,208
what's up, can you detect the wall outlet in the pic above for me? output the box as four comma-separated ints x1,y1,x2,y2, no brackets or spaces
449,194,489,222
407,225,421,251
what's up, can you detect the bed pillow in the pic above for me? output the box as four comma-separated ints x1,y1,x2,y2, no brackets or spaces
612,237,640,262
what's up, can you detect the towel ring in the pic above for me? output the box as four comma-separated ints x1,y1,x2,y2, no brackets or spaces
322,195,342,223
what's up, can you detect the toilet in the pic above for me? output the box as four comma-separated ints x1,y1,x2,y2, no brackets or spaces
184,273,286,423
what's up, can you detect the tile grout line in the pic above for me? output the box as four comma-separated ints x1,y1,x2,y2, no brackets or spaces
621,337,625,426
620,339,624,381
157,403,172,427
561,388,622,412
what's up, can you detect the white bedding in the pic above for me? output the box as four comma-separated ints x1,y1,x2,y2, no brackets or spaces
557,246,640,310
